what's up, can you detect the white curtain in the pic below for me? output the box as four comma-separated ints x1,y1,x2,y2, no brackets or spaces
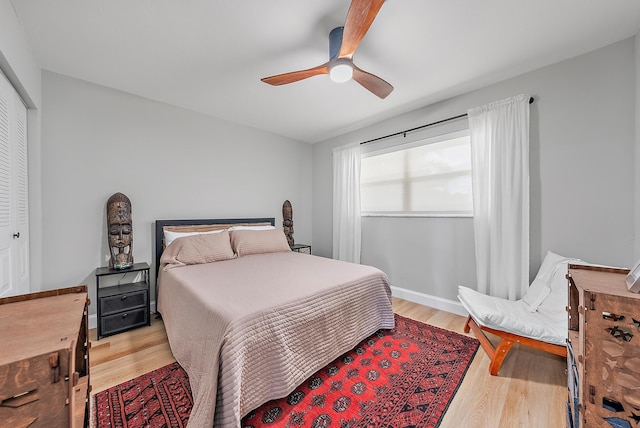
332,142,361,263
468,94,530,300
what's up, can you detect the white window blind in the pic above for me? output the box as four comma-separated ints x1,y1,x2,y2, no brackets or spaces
360,132,473,216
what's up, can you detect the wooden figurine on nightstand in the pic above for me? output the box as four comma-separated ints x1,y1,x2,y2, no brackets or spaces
283,200,311,254
283,199,294,246
107,192,134,270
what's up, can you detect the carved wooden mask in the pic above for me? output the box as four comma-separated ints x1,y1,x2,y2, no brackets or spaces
107,192,134,269
282,200,294,246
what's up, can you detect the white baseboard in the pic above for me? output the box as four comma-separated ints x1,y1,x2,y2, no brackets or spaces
89,300,156,330
391,286,468,317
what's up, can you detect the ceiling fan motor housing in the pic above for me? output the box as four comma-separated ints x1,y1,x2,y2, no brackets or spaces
329,26,344,60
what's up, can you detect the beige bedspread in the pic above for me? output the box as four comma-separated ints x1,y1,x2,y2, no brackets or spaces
157,251,394,428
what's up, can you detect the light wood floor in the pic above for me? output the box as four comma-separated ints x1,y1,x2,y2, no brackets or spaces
90,297,567,427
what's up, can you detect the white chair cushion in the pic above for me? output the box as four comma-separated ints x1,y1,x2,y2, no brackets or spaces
457,285,567,345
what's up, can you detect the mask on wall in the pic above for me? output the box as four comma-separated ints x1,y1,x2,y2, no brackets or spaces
107,192,134,269
283,199,294,246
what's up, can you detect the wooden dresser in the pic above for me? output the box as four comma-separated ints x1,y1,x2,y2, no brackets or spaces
567,265,640,428
0,286,90,428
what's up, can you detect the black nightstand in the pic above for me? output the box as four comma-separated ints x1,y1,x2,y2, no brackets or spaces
290,244,311,254
95,262,150,339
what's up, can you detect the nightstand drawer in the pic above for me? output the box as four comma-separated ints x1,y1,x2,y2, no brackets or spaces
100,288,147,316
100,307,147,336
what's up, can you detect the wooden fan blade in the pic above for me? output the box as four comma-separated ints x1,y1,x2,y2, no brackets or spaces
339,0,385,59
261,62,330,86
352,65,393,99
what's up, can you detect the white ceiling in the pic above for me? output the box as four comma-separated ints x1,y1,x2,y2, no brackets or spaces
10,0,640,143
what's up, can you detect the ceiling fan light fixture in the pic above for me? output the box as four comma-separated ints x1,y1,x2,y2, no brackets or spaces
329,61,353,83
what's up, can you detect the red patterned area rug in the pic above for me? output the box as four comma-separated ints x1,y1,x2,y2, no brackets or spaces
94,362,192,428
94,314,479,428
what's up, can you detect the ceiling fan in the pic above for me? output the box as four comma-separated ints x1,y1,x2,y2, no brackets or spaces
261,0,393,99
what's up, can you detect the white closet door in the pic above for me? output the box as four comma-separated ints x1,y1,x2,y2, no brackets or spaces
0,71,29,297
0,73,14,297
14,96,29,293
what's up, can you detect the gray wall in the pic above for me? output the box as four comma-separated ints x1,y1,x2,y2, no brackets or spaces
313,38,636,303
41,71,313,314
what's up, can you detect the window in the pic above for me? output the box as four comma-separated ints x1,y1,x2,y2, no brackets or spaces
360,132,473,216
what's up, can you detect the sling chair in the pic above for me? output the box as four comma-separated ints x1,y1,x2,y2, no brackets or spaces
457,251,579,375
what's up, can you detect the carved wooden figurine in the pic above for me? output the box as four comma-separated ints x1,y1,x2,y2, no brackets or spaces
283,200,294,246
107,192,134,269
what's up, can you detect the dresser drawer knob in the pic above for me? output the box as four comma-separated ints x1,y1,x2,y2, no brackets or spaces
121,295,127,300
122,313,128,318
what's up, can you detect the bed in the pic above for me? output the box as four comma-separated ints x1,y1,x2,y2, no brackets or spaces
154,218,395,428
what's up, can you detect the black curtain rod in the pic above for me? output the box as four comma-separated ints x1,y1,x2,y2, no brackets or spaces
360,96,534,145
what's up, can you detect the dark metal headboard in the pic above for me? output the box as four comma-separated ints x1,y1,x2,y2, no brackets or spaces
154,217,275,291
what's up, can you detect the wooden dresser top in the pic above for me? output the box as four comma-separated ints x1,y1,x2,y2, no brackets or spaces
569,265,640,300
0,291,87,366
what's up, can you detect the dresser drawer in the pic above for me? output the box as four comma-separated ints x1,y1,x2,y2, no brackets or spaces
100,288,147,316
100,307,147,336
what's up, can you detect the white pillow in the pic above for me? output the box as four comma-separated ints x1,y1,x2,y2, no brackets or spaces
227,225,275,231
164,229,225,248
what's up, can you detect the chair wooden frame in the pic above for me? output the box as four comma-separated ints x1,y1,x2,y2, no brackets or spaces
463,315,567,376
